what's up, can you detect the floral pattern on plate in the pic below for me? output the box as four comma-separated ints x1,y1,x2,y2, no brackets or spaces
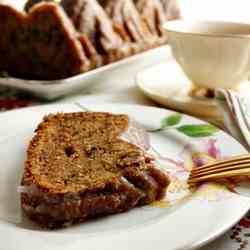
145,113,236,204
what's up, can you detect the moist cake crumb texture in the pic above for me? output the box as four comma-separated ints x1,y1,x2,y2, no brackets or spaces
21,112,169,228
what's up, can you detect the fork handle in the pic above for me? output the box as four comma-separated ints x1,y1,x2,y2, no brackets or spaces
188,168,250,184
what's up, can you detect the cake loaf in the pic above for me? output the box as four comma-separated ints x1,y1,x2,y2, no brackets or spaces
0,0,180,80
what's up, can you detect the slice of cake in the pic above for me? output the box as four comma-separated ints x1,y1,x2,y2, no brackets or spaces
99,0,156,52
135,0,167,38
61,0,131,64
20,112,169,228
0,2,90,80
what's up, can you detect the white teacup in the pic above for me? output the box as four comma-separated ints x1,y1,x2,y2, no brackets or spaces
163,20,250,90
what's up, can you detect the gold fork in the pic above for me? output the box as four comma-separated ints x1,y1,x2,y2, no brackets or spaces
188,154,250,186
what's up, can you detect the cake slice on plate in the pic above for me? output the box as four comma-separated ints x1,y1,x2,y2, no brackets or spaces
20,112,169,228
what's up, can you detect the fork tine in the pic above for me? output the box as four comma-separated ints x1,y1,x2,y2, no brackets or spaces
192,157,250,173
188,154,250,185
191,158,250,175
190,160,250,177
192,154,250,172
188,167,250,183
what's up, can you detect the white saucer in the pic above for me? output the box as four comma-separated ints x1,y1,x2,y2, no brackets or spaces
136,60,250,124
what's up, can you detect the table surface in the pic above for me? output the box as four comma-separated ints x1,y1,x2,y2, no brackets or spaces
2,0,250,249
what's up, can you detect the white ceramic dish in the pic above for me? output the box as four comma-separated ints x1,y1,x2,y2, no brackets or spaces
136,61,250,125
164,20,250,90
0,46,169,100
0,103,250,250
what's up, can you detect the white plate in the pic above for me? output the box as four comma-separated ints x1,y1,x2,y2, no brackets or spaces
136,61,250,123
0,103,250,250
0,46,169,100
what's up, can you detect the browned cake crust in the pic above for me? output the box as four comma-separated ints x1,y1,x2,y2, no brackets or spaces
21,112,169,228
1,0,180,80
99,0,157,53
24,0,54,11
134,0,169,46
61,0,132,64
0,2,90,80
135,0,167,37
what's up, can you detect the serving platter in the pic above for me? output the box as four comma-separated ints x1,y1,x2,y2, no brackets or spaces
0,103,250,250
0,46,170,100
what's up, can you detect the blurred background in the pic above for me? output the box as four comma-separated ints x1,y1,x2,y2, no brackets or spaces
178,0,250,22
8,0,250,23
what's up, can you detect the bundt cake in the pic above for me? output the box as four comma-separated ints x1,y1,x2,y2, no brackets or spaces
0,0,180,80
